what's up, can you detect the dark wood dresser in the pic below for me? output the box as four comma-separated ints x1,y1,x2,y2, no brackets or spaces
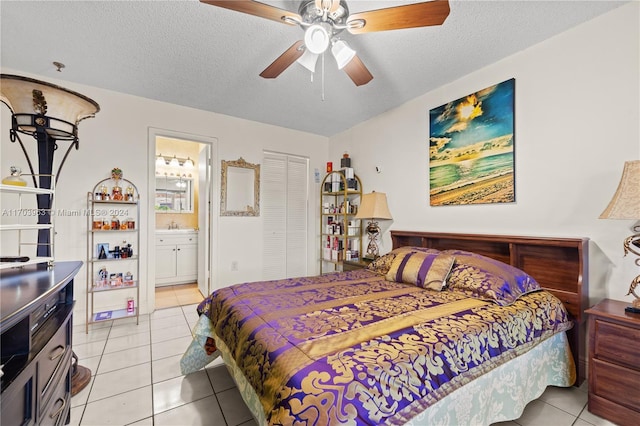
585,298,640,425
1,261,81,426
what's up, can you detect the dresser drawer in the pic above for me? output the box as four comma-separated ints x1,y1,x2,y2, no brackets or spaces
37,313,72,409
592,319,640,370
39,371,70,426
591,357,640,412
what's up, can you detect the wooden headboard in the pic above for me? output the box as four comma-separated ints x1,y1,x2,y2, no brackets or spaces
391,230,589,385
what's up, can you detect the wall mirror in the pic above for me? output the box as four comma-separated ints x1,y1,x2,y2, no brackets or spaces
155,176,194,213
220,157,260,217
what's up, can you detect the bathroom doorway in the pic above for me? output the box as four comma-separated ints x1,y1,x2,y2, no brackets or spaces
147,129,217,312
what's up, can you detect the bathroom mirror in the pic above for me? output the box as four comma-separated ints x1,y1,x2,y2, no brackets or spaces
155,176,194,213
220,157,260,216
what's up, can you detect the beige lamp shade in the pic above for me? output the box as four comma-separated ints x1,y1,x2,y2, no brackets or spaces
355,191,393,220
1,74,100,139
600,160,640,220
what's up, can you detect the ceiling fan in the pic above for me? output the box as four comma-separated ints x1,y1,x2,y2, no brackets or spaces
200,0,450,86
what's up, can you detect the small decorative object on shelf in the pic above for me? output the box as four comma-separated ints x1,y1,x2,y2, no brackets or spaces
341,152,351,168
2,166,27,186
111,167,123,181
86,170,140,332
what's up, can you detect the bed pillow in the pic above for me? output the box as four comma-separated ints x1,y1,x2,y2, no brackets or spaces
385,250,455,290
443,249,540,306
366,252,398,275
366,246,441,275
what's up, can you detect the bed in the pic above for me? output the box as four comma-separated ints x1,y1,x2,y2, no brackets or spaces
181,231,588,425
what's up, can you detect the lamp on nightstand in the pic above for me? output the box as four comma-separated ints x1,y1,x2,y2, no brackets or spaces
599,160,640,313
355,191,393,259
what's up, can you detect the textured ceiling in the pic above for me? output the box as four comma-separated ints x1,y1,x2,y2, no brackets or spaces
0,0,628,137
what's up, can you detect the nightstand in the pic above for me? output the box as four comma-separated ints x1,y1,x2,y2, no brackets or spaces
585,299,640,425
342,258,373,271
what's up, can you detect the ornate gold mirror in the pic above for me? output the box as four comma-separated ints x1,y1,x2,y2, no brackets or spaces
220,157,260,216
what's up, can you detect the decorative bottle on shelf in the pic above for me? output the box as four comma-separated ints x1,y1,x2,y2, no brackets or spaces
2,166,27,186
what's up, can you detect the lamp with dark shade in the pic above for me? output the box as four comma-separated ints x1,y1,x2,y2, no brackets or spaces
599,160,640,313
355,191,392,259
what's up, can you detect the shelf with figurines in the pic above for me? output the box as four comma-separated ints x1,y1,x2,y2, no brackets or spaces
86,167,140,332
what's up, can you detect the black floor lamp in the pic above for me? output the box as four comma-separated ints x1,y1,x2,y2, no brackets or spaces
1,73,100,395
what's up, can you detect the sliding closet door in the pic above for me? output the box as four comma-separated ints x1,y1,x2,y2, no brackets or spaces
262,152,308,280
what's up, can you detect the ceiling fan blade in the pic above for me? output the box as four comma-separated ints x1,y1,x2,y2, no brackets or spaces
260,41,305,79
347,0,450,34
343,55,373,86
200,0,301,25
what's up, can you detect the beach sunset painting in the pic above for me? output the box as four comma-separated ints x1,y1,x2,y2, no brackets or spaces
429,78,515,206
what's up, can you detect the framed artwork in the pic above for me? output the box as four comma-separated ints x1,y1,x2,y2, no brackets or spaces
429,78,515,206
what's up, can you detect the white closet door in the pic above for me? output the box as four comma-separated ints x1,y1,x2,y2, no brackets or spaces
286,156,308,278
262,152,308,280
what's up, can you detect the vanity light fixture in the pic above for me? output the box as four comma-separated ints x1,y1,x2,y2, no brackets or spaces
155,154,195,168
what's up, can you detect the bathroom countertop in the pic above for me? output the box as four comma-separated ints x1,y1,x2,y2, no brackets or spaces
155,228,198,234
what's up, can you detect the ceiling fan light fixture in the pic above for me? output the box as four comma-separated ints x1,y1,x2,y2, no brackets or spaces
304,24,330,54
297,48,319,72
331,39,356,69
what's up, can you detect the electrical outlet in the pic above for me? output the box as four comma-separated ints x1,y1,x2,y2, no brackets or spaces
231,261,238,271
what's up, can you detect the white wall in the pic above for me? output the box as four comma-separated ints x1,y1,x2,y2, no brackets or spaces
329,3,640,305
0,72,328,321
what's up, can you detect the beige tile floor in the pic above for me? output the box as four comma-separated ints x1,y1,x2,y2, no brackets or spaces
71,304,256,426
155,283,204,309
71,303,617,426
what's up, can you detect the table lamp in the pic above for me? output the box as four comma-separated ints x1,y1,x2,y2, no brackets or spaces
599,160,640,313
355,191,392,259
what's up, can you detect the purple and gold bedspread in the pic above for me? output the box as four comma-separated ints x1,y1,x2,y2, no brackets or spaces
196,270,573,425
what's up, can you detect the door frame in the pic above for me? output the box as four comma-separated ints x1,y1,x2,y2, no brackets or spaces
147,127,218,313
